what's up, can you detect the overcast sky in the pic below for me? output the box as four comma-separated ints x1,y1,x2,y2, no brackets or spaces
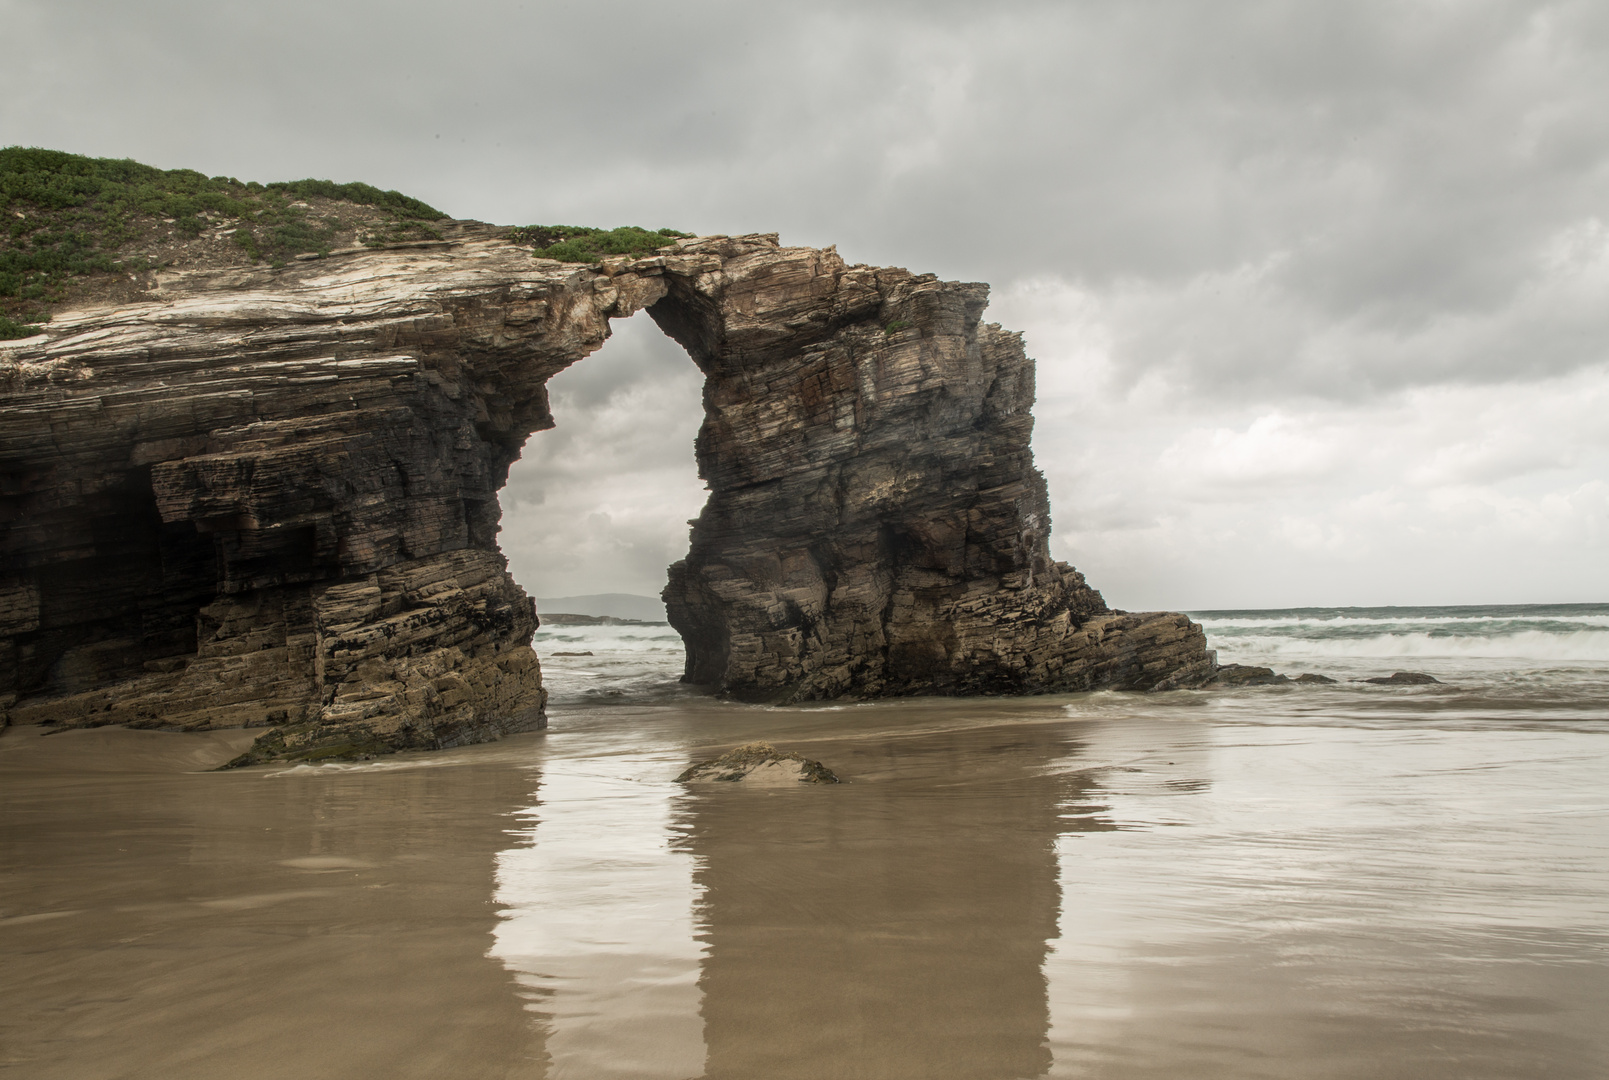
6,0,1607,608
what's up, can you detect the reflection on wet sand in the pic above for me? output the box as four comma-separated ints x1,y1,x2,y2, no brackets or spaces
492,746,706,1080
1044,715,1609,1079
5,685,1607,1080
0,726,547,1080
686,721,1080,1080
495,697,1609,1080
483,702,1089,1080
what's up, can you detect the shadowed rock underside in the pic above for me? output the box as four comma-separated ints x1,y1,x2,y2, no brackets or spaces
0,232,1214,761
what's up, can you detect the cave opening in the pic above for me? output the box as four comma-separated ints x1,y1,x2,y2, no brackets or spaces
498,310,708,702
9,465,217,700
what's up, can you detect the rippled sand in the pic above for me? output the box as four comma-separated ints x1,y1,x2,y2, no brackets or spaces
3,662,1608,1078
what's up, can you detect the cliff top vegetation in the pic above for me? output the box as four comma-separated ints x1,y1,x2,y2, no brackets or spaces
0,147,447,338
506,224,691,264
0,148,697,341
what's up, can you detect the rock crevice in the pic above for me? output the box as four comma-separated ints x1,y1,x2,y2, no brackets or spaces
0,233,1213,757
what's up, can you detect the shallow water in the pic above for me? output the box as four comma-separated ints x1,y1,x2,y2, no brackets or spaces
3,606,1607,1078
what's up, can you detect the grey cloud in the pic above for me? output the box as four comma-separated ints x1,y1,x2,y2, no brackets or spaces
7,0,1609,600
538,318,698,411
499,314,705,597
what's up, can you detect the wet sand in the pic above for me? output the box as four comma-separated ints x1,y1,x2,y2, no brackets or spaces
3,686,1608,1079
0,726,545,1079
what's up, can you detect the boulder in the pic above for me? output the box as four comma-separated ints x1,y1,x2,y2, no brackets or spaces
676,742,840,785
1209,663,1290,687
1362,671,1440,685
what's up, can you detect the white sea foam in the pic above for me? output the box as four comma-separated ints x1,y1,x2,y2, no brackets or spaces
534,624,683,654
1197,613,1609,630
1208,629,1609,662
1192,605,1609,667
535,623,690,705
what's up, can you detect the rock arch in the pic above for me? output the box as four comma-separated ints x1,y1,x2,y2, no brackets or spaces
0,231,1212,761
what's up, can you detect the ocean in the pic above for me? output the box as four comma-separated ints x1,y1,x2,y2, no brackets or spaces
533,601,1609,714
2,604,1605,1078
1196,602,1609,671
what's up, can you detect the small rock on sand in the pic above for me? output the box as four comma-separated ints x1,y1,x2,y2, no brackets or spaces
1362,671,1440,685
676,742,840,786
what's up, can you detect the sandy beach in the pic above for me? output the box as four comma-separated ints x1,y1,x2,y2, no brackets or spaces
6,609,1608,1079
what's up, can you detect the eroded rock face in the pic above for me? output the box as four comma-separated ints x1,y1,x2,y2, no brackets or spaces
653,238,1213,700
0,232,1213,758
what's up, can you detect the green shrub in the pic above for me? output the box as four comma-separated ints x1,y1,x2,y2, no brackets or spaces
509,224,690,263
0,312,44,340
267,178,443,221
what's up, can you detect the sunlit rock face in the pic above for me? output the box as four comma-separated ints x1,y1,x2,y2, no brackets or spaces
0,231,1212,758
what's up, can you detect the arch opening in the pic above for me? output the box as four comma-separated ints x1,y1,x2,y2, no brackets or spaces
499,311,706,703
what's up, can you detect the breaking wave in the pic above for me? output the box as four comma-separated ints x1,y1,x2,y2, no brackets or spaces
533,622,692,706
1191,604,1609,666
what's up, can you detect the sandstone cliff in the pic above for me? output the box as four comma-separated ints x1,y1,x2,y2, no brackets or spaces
0,231,1213,760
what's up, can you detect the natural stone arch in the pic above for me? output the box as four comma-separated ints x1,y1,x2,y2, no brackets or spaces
0,230,1211,762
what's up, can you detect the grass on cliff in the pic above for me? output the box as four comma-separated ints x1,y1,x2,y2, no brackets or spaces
507,224,690,264
0,313,43,340
0,146,448,335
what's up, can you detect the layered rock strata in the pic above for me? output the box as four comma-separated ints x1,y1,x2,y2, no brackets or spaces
0,232,1212,758
653,239,1211,699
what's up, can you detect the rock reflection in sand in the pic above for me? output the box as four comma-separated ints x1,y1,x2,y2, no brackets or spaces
490,746,706,1080
486,685,1609,1080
